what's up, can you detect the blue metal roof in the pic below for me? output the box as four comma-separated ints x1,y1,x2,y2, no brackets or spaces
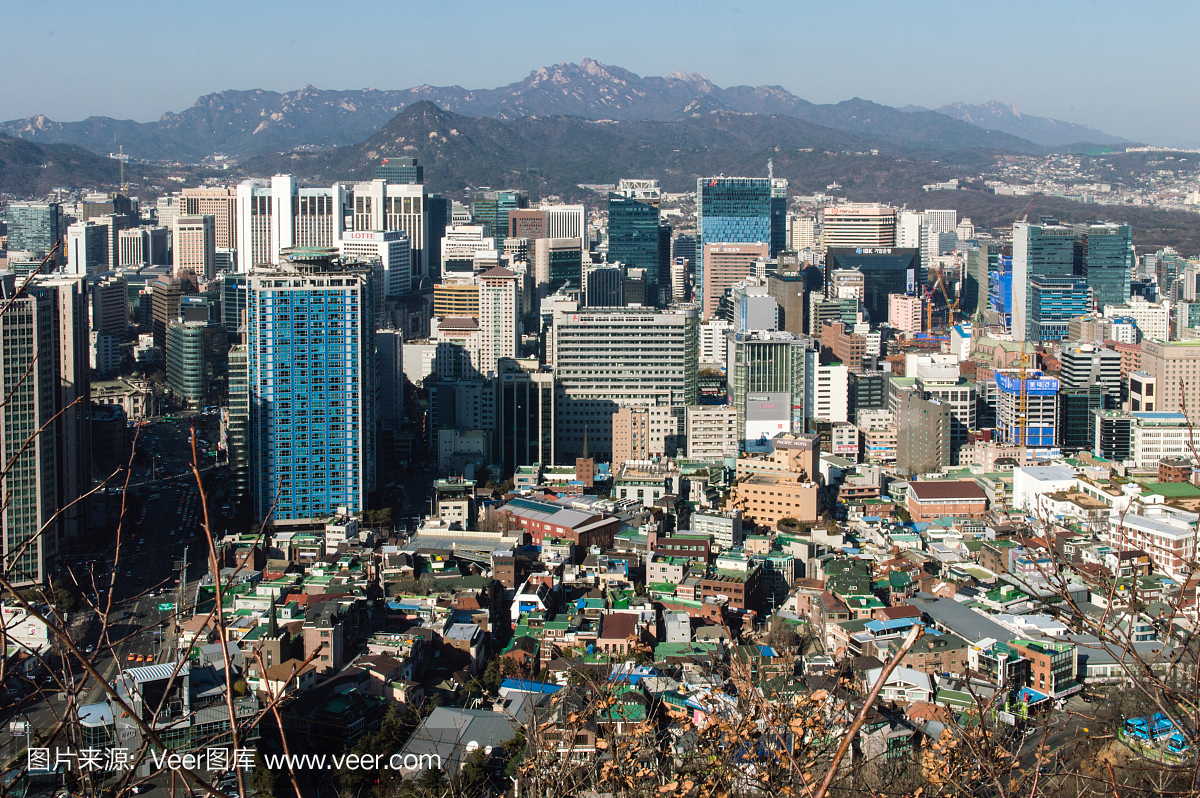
500,679,562,695
863,618,923,634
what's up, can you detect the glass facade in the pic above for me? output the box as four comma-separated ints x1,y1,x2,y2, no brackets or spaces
607,193,660,280
1057,386,1103,452
247,257,376,521
1077,223,1133,313
823,248,919,327
696,177,785,307
166,320,228,408
1030,276,1090,341
1014,222,1075,338
547,247,583,292
471,190,527,243
990,255,1013,326
4,202,62,255
374,157,423,185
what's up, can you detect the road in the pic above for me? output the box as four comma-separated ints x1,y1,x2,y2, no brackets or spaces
0,415,231,794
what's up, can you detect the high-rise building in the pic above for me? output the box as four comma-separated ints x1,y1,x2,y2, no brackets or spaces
768,268,821,337
804,349,849,424
896,391,949,475
335,230,412,298
0,273,90,584
4,202,62,262
701,242,769,321
65,221,109,276
611,405,680,470
150,276,198,363
376,328,405,455
820,320,866,373
1075,222,1132,313
227,345,250,501
1012,221,1076,340
508,209,548,241
496,358,554,474
433,282,480,318
543,204,588,243
1092,410,1132,462
788,215,817,251
351,179,431,280
910,355,977,464
1140,339,1200,421
91,275,127,335
245,247,376,522
1103,299,1169,342
477,267,520,377
726,331,809,450
821,204,896,249
472,190,527,244
236,176,348,269
996,370,1059,450
696,176,785,308
964,242,991,321
533,238,583,293
440,226,496,278
1029,276,1090,341
685,405,739,460
1057,385,1103,453
849,370,888,416
990,254,1014,327
731,279,779,332
824,248,919,327
552,306,698,460
1059,344,1122,407
607,184,661,299
166,318,227,408
586,266,623,307
117,226,168,268
374,157,424,185
173,214,216,280
179,187,237,249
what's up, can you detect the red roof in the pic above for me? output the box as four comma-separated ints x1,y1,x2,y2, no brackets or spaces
908,480,987,501
599,613,637,641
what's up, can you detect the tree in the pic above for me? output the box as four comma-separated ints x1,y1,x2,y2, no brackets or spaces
252,752,278,798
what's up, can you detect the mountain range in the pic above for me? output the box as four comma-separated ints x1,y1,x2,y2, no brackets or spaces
242,100,964,198
0,60,1135,163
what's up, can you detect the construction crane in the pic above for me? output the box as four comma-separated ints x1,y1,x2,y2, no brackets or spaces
931,265,961,328
1016,192,1042,224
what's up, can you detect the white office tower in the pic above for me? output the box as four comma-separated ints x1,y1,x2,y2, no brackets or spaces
478,267,520,377
350,179,430,279
542,204,588,241
922,209,958,267
173,214,216,280
896,210,924,249
788,215,817,251
236,176,347,269
671,258,688,301
0,273,90,585
552,306,698,460
336,230,412,297
699,318,732,369
65,220,109,275
804,349,849,423
441,226,496,278
821,204,896,249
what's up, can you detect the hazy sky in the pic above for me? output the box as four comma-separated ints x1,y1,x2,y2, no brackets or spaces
5,0,1197,146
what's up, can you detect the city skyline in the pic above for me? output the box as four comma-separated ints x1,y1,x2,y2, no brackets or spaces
4,1,1199,147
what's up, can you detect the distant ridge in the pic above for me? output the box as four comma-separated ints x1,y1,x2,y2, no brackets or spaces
0,59,1132,162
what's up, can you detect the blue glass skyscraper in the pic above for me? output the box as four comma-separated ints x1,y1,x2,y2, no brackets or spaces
1030,276,1090,341
696,177,786,307
1013,221,1075,339
246,247,376,522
